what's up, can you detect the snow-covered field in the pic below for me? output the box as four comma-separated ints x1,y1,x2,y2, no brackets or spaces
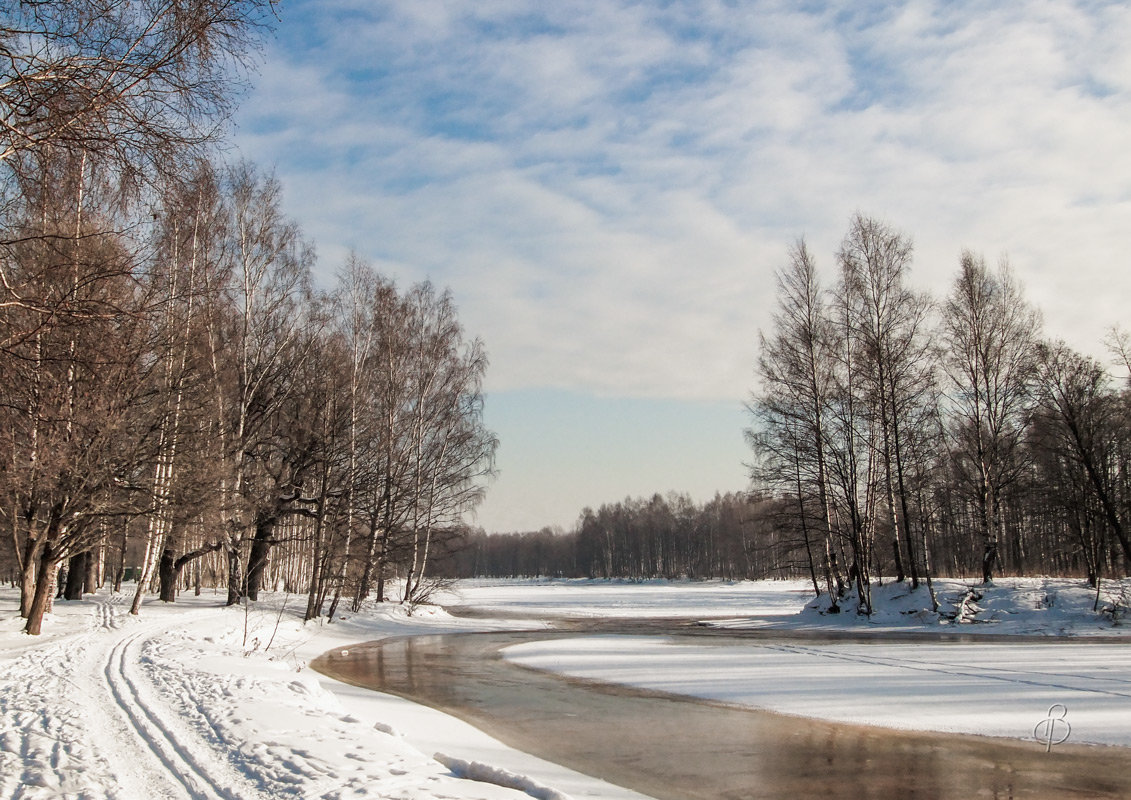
3,576,1130,799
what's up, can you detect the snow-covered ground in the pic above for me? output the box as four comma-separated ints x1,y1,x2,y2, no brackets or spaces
507,635,1131,746
2,576,1130,800
0,587,647,800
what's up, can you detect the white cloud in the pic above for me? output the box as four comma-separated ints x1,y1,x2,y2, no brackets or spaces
234,0,1131,410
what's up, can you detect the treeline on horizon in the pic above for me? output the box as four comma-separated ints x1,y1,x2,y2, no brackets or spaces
445,215,1131,616
1,1,495,635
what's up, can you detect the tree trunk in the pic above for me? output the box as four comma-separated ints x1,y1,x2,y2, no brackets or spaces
159,540,224,602
327,587,342,622
130,509,165,615
89,542,102,590
227,547,243,606
113,520,128,593
304,516,327,621
793,462,821,599
25,539,61,635
158,547,177,602
64,551,87,600
890,407,919,590
351,515,382,612
245,514,276,601
374,535,387,605
19,534,42,617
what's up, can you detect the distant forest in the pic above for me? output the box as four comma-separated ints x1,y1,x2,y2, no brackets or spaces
447,216,1131,616
447,492,764,581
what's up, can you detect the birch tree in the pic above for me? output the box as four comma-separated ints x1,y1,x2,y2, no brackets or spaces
200,163,314,606
941,253,1040,583
837,214,935,597
132,162,225,612
399,284,496,605
750,240,842,605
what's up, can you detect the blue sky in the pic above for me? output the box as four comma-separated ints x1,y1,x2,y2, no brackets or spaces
234,0,1131,531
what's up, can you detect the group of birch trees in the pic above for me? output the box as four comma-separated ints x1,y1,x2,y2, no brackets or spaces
751,214,1131,613
0,1,496,635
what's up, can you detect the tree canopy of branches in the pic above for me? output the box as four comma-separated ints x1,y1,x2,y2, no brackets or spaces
0,0,272,182
0,2,499,634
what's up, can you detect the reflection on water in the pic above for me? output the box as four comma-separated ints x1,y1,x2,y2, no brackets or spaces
314,631,1131,800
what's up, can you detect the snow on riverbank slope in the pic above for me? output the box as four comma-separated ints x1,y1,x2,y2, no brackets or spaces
0,588,649,800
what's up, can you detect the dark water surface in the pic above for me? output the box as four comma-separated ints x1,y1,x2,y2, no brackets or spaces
313,627,1131,800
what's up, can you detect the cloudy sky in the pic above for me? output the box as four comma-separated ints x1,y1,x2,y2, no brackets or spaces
233,0,1131,532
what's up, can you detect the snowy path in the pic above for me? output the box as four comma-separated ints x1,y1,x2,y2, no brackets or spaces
2,595,268,800
95,602,261,799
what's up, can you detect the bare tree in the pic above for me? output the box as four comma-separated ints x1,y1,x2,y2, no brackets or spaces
941,252,1041,583
0,1,271,174
750,239,842,605
0,0,275,346
399,283,496,605
10,218,163,634
323,256,383,616
825,252,879,614
1035,341,1131,568
132,161,226,612
194,163,315,606
837,213,935,600
0,142,172,633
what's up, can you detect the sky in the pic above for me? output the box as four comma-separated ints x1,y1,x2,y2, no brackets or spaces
231,0,1131,533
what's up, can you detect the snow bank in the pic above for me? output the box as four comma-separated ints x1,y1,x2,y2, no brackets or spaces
435,753,572,800
792,576,1131,636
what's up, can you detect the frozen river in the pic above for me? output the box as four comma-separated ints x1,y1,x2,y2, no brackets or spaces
314,624,1131,800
